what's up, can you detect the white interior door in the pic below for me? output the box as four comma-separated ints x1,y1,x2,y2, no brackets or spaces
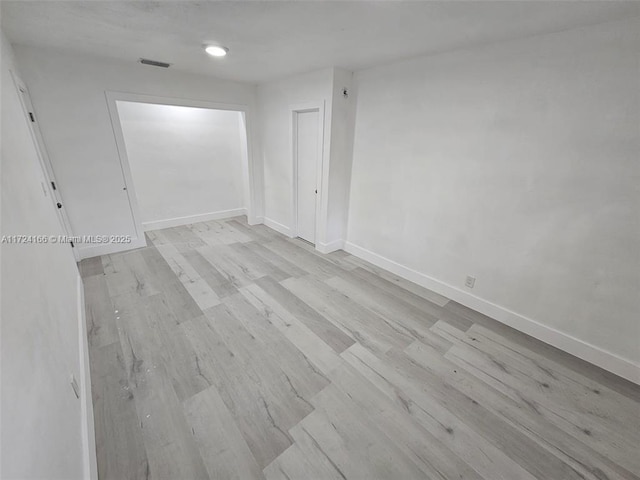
295,109,320,243
12,72,80,261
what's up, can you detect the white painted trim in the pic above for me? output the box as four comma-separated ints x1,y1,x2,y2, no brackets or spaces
238,113,251,219
105,91,250,112
142,208,246,231
104,91,258,233
77,275,98,480
290,101,326,244
78,235,147,260
317,239,345,254
250,215,264,226
263,217,294,237
344,241,640,385
104,92,146,241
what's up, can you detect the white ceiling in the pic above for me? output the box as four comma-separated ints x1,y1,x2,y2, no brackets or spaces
2,1,638,84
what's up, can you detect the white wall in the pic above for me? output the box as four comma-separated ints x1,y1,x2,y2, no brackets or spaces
347,18,640,380
324,68,356,249
257,67,355,250
12,45,259,258
257,67,334,237
1,31,93,479
117,102,245,229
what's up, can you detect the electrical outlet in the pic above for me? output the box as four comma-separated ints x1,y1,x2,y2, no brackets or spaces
465,275,476,289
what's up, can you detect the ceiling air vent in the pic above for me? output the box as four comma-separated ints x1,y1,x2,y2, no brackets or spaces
139,58,171,68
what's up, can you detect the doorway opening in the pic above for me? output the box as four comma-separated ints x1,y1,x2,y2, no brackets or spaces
105,92,254,238
291,103,324,245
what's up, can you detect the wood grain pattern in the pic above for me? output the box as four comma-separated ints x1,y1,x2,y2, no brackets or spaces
80,216,640,480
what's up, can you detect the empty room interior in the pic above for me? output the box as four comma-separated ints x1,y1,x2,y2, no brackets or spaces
1,1,639,479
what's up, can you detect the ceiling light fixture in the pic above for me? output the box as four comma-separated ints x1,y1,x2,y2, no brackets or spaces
205,45,228,57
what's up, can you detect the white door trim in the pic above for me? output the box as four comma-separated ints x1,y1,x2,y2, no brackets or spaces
290,101,325,244
11,71,81,262
104,91,258,240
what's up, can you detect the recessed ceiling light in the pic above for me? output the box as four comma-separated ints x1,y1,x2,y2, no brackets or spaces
205,45,228,57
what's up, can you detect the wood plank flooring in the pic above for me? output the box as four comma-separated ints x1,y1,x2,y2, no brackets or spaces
80,216,640,480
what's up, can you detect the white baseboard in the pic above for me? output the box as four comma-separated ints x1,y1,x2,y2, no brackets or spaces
344,241,640,385
77,209,248,259
317,239,345,254
142,208,247,231
77,276,98,480
263,217,294,237
250,216,264,226
78,235,148,259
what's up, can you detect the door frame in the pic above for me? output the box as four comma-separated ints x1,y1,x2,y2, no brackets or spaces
104,91,258,240
290,101,325,244
11,71,81,261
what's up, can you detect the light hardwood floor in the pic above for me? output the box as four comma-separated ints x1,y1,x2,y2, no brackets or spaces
80,217,640,480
